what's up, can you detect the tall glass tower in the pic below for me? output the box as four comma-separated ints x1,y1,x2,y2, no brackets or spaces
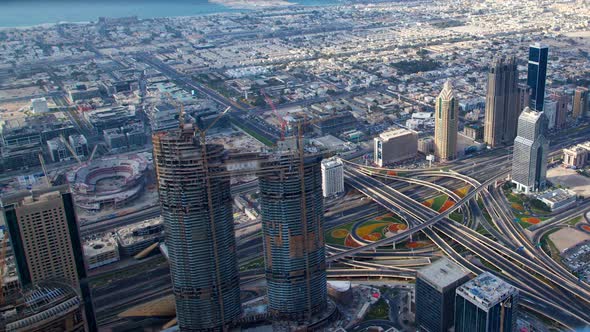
511,108,549,194
527,43,549,112
152,124,241,331
259,154,327,322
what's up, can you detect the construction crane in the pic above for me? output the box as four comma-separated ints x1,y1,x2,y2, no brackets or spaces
38,152,52,187
260,89,286,141
88,145,98,162
59,134,82,165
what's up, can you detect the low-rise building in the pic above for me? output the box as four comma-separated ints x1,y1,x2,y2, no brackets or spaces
563,145,588,169
84,106,136,133
67,82,101,102
538,189,577,211
115,217,165,256
463,123,483,141
374,128,418,166
83,235,120,269
418,137,435,155
31,97,49,114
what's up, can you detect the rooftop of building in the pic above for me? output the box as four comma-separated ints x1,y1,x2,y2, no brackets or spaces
321,157,343,168
456,272,517,310
417,257,470,290
378,127,416,141
538,188,575,203
115,216,164,246
84,235,119,256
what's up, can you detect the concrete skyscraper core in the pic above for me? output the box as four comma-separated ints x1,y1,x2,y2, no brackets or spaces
484,56,519,147
259,153,327,322
511,108,549,194
152,124,241,331
434,80,459,162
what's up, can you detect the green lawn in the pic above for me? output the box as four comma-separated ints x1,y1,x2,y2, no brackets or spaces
231,120,274,147
325,222,354,246
449,212,463,223
540,229,562,264
364,298,390,321
566,216,584,226
431,195,449,211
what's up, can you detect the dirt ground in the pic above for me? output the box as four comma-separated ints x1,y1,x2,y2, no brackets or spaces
549,228,590,253
547,167,590,198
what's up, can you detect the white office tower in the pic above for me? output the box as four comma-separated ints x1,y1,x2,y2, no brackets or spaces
374,128,418,167
512,108,549,194
321,157,344,198
31,97,49,113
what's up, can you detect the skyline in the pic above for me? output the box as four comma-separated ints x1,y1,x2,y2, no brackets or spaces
0,0,589,331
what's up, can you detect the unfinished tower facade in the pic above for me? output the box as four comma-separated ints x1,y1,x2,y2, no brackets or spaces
152,124,241,331
258,154,327,322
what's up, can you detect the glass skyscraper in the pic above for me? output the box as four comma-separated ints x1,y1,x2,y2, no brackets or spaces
455,272,519,332
511,107,549,193
527,43,549,112
415,258,471,332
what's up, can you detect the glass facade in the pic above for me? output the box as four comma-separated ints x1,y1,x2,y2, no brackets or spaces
527,44,548,111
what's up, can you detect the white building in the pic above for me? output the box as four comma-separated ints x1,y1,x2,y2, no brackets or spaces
31,97,49,114
84,235,120,269
538,189,576,211
544,98,557,129
374,128,418,167
321,157,344,198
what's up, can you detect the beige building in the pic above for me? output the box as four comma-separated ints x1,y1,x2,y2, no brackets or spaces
434,81,458,162
563,142,590,168
483,56,518,147
418,137,435,155
573,86,588,119
516,84,531,116
2,186,95,331
3,189,81,286
553,93,569,129
374,128,418,166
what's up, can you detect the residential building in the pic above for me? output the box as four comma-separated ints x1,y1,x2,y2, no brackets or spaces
84,106,136,133
483,56,518,147
455,272,519,332
573,87,589,119
47,137,71,162
512,108,549,193
434,81,459,161
418,137,435,155
527,43,549,111
152,124,241,330
374,128,418,166
148,103,180,133
69,134,89,158
553,93,569,129
1,186,96,331
321,157,344,198
415,258,471,332
31,97,49,114
259,154,327,321
544,98,557,130
464,123,484,141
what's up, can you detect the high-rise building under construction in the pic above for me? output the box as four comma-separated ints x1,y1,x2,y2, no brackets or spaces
258,153,327,322
152,124,241,331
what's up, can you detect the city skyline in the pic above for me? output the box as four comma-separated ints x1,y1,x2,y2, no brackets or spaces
0,1,589,331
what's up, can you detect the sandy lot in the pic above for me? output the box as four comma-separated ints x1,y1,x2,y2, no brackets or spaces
547,167,590,198
549,228,590,253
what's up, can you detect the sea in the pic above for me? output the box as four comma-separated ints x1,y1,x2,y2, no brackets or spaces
0,0,344,28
